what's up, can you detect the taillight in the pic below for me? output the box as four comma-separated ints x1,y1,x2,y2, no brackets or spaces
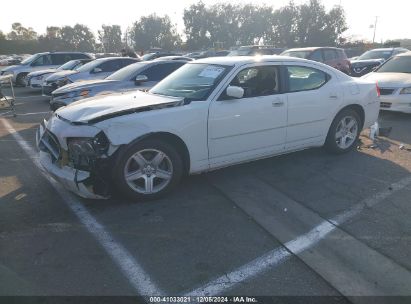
376,83,381,97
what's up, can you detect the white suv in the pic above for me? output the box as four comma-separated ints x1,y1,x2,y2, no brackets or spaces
0,52,93,86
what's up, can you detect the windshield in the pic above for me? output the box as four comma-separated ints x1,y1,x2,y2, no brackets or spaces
57,60,79,71
150,63,231,101
358,50,393,60
106,62,146,81
76,60,101,73
282,51,311,59
377,56,411,73
20,54,41,65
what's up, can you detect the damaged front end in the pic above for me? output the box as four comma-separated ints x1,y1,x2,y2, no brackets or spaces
36,116,118,199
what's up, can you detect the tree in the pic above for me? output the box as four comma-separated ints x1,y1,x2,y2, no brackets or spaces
130,14,181,52
295,0,347,47
98,25,122,53
183,1,212,50
59,24,96,51
269,2,299,47
0,30,5,40
7,22,37,40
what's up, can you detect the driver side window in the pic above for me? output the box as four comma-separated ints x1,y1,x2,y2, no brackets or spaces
220,65,280,100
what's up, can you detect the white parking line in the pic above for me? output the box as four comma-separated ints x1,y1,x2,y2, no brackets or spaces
185,175,411,296
16,111,50,116
0,118,164,296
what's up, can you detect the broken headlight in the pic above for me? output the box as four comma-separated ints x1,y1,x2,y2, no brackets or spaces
67,132,110,170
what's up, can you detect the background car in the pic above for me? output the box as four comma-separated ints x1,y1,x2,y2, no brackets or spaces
0,52,93,86
363,51,411,113
49,60,187,110
281,47,351,74
43,57,139,94
141,52,180,61
350,47,409,77
154,56,194,61
228,45,284,56
26,59,92,89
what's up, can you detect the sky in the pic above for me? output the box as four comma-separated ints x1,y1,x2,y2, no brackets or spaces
0,0,410,43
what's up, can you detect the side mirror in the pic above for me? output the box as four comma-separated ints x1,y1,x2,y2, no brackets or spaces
135,74,148,85
226,86,244,99
92,67,103,74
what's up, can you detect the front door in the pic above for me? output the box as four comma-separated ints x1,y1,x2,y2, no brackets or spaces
208,64,287,167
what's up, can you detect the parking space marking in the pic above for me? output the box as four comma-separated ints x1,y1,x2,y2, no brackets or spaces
185,174,411,296
15,111,50,116
0,118,164,296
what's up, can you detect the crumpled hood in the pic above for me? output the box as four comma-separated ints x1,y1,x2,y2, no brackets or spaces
363,72,411,87
53,79,118,94
46,70,78,81
56,90,183,124
28,69,58,77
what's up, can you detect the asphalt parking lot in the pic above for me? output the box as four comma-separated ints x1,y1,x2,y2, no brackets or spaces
1,87,411,302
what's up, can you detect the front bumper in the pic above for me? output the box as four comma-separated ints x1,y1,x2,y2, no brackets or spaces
380,94,411,114
36,124,109,199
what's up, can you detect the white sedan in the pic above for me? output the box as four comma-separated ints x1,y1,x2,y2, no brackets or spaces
363,51,411,114
36,56,380,200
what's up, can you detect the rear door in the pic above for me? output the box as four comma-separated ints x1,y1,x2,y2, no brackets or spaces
284,63,341,150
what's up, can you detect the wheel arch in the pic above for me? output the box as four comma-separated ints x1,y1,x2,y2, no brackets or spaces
337,104,365,129
124,131,191,175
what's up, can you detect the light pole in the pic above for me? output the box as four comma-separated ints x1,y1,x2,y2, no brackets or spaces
372,16,378,44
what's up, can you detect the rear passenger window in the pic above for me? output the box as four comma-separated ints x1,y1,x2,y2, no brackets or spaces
310,50,323,62
51,54,72,65
98,60,123,72
287,66,329,92
323,50,337,61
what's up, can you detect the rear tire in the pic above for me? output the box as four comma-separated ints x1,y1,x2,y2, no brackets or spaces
324,109,361,154
112,139,183,201
16,73,28,87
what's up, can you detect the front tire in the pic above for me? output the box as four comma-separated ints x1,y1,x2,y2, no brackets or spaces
112,139,183,201
324,109,361,154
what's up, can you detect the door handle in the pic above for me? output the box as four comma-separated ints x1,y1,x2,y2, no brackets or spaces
272,100,284,107
329,94,338,99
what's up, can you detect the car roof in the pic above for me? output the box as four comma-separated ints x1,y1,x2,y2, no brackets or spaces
367,48,408,52
95,56,139,62
284,47,342,52
194,55,315,66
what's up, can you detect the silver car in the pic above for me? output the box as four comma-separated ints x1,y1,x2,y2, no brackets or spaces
0,52,93,86
26,59,92,90
50,60,187,110
43,57,139,96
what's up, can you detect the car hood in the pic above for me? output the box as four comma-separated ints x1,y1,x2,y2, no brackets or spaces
53,79,119,94
47,70,78,81
351,59,385,67
363,72,411,87
28,69,58,77
55,90,184,124
1,65,19,72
